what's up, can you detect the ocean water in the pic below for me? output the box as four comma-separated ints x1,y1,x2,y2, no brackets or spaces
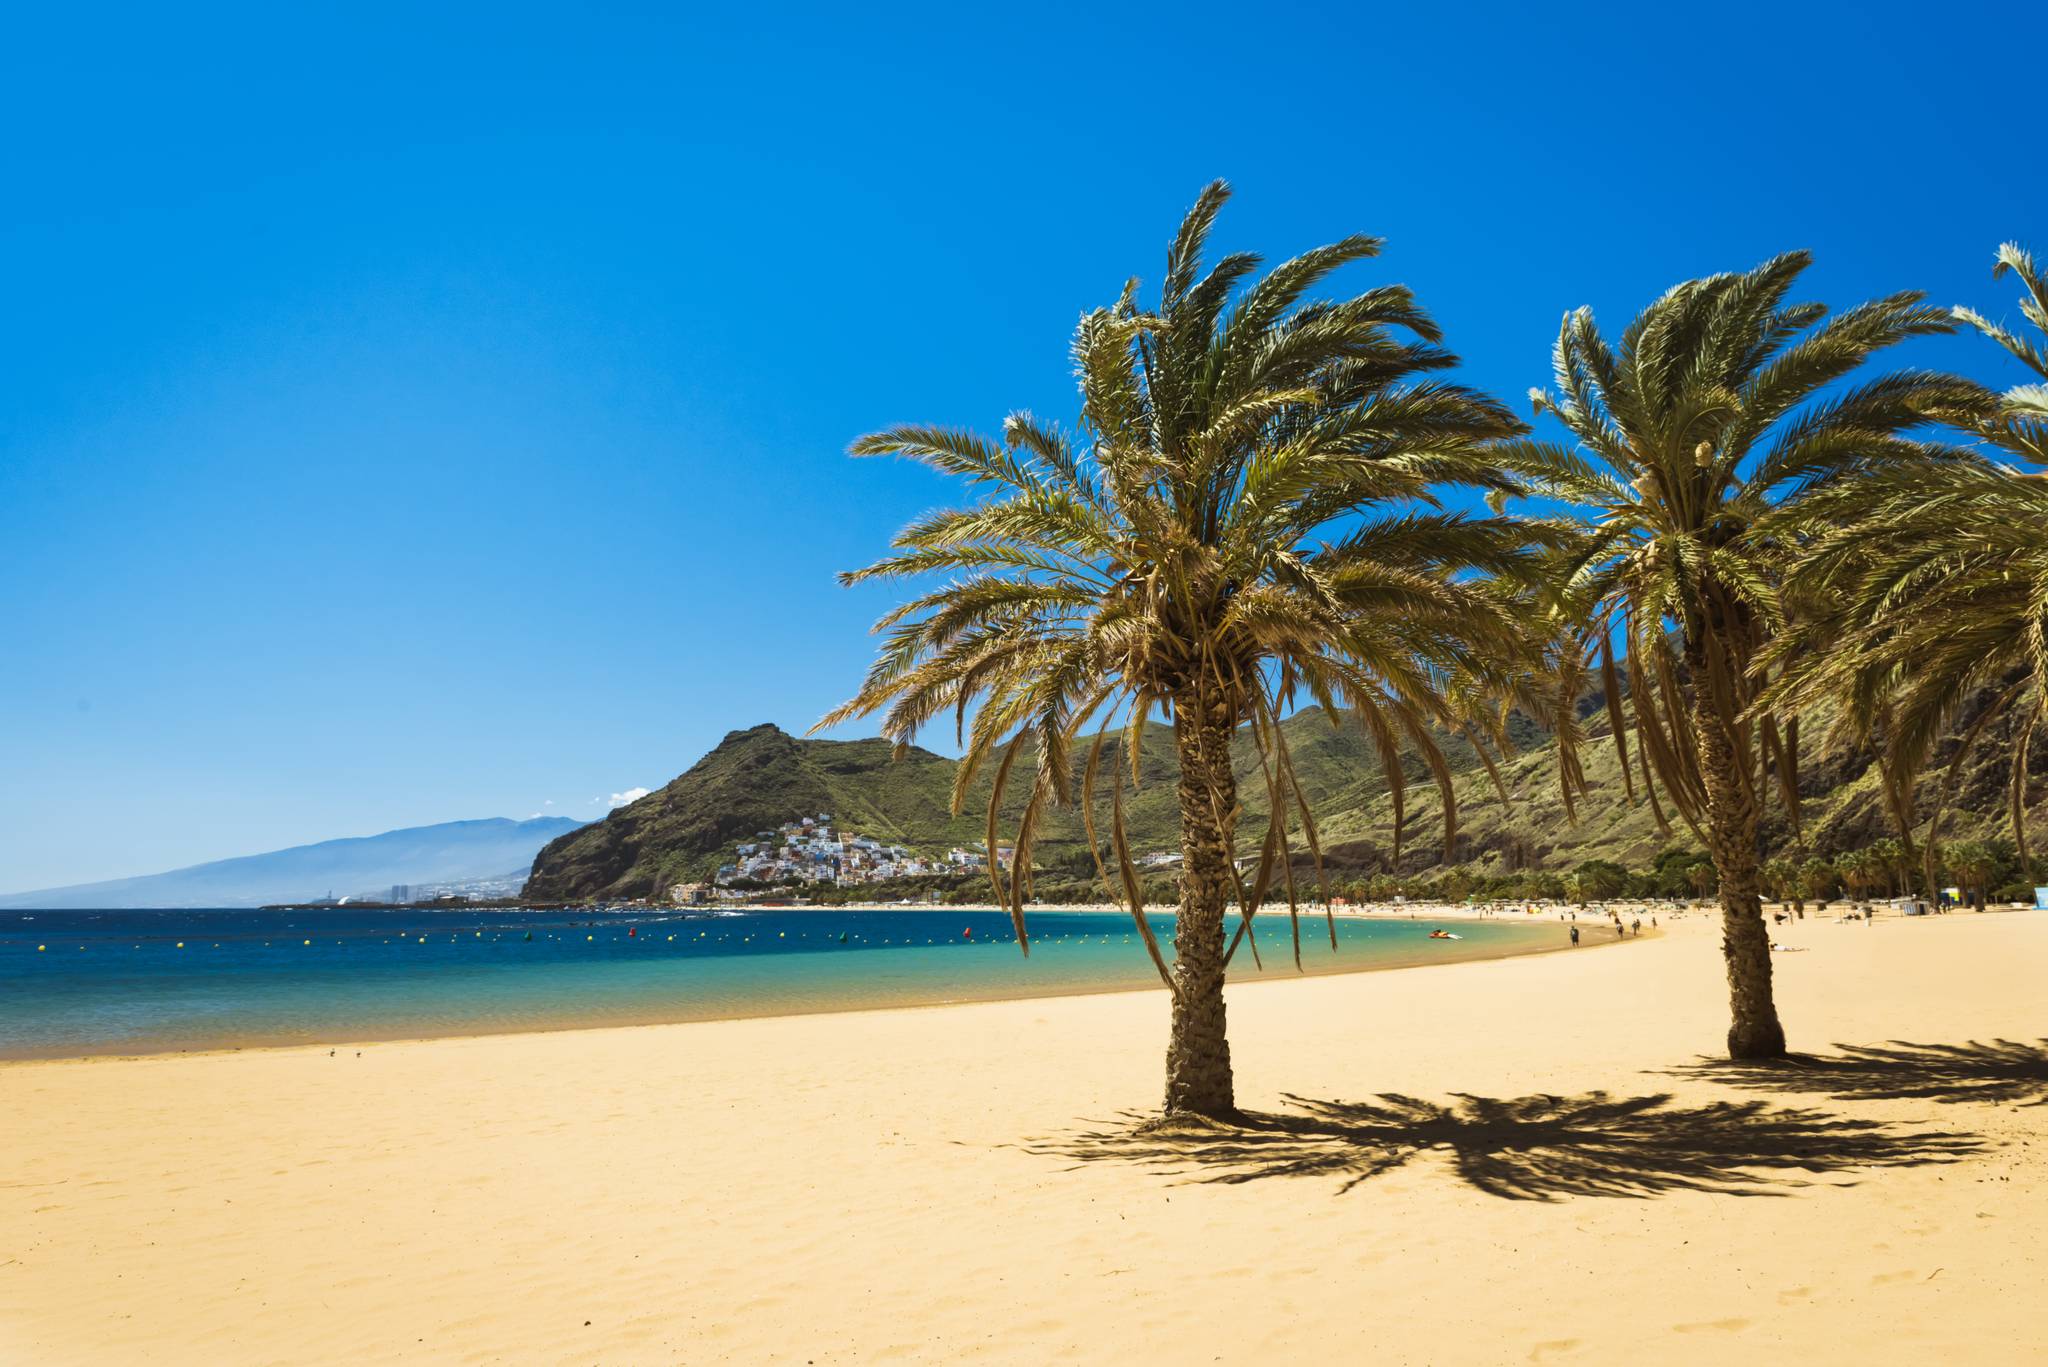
0,906,1564,1059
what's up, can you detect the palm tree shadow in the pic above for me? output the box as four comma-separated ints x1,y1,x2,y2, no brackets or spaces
1026,1091,1980,1200
1677,1039,2048,1108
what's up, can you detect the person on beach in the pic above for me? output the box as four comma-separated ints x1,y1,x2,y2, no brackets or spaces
1570,925,1580,946
1631,917,1641,937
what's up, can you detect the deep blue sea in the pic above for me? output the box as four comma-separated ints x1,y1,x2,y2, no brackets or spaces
0,906,1562,1058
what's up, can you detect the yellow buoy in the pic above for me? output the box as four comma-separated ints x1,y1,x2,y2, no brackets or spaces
176,941,185,949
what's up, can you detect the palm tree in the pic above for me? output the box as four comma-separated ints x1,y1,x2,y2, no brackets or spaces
1766,245,2043,887
1441,865,1476,902
1953,243,2048,463
1762,855,1802,914
1941,839,1993,911
1495,253,1966,1057
822,183,1545,1119
1573,858,1629,901
1841,845,1885,901
1798,855,1839,907
1686,861,1716,903
1868,836,1907,897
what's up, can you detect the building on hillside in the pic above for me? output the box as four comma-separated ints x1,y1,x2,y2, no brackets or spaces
712,813,961,891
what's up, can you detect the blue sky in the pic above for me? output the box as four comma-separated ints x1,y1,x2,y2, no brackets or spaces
2,1,2040,890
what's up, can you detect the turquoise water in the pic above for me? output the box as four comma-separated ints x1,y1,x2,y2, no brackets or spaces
0,906,1563,1059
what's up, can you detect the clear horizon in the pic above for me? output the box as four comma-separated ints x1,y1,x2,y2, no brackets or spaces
3,0,2040,890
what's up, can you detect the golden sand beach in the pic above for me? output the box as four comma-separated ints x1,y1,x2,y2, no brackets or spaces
3,908,2043,1365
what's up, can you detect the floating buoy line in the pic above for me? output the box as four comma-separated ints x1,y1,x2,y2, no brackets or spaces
13,913,1277,960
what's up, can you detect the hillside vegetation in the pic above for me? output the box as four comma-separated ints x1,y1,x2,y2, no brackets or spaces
523,700,2048,903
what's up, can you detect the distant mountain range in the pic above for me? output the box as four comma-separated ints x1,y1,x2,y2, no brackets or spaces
0,817,586,909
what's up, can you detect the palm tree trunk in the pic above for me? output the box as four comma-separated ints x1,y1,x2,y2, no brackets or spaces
1689,665,1788,1060
1897,832,1925,900
1163,695,1238,1118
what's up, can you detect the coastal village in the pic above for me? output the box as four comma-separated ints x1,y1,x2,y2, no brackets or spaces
672,815,1013,904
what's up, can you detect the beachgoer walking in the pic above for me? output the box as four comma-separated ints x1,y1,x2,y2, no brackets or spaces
1570,925,1580,946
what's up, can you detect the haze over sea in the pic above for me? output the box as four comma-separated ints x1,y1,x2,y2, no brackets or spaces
1,906,1558,1059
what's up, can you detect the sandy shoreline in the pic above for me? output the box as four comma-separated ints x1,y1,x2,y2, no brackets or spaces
4,909,2042,1364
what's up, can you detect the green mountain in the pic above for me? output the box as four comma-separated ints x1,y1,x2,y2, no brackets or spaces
523,697,2048,903
524,718,1367,901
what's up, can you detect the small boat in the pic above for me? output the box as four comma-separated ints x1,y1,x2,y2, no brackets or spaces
1427,929,1463,940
